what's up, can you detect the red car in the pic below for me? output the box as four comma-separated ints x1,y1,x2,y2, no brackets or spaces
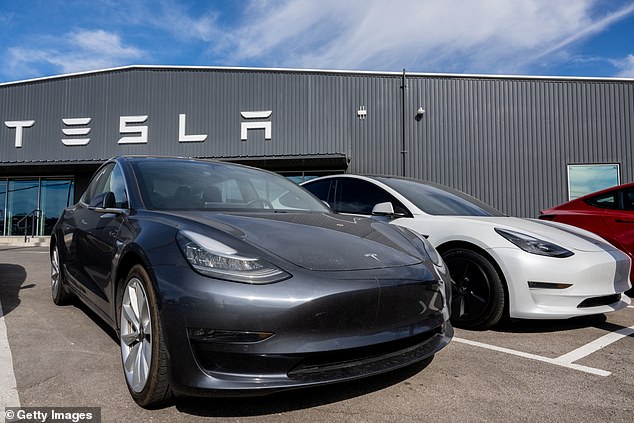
540,182,634,296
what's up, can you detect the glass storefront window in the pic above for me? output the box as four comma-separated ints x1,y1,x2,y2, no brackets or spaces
0,180,6,236
7,179,39,236
1,177,75,237
40,179,75,235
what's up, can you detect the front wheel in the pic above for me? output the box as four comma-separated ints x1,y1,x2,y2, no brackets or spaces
442,248,505,330
119,265,172,408
51,244,73,305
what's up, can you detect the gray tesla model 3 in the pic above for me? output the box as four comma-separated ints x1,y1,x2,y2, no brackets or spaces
50,156,453,408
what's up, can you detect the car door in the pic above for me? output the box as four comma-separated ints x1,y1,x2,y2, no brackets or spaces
600,187,634,259
68,163,128,315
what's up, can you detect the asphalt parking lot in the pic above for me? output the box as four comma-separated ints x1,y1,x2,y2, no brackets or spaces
1,246,633,423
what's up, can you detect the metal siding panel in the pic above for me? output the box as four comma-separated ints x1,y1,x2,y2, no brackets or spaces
404,76,633,217
1,68,633,218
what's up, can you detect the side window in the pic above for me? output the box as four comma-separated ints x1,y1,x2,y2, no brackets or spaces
586,192,617,209
621,188,634,211
81,164,115,205
303,180,333,203
108,165,129,208
334,179,410,215
80,163,128,208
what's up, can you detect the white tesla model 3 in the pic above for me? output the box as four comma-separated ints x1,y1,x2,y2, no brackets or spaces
302,175,632,329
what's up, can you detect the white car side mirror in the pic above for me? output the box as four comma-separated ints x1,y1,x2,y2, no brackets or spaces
372,202,395,215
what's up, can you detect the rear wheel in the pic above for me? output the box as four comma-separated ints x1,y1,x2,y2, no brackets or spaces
442,248,505,330
119,265,172,408
51,244,73,305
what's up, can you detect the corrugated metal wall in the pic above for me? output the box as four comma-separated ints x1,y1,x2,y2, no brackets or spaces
404,76,633,216
1,67,632,217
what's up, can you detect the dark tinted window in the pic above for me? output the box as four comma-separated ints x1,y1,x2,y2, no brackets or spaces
586,192,618,209
333,179,410,215
81,163,128,208
621,188,634,211
375,177,504,216
302,179,332,203
81,164,114,204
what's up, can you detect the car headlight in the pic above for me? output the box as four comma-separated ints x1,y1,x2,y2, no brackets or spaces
495,228,573,258
176,230,291,284
395,226,443,267
415,233,443,267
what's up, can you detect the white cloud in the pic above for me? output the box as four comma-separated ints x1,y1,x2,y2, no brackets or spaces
146,1,222,42
6,29,146,78
69,29,143,60
209,0,634,74
3,0,633,81
615,55,634,77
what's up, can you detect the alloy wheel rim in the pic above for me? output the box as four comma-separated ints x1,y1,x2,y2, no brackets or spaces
51,247,60,297
449,259,491,321
120,277,152,393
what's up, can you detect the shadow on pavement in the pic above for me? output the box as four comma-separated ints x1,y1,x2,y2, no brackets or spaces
0,263,32,317
492,313,634,337
491,314,609,334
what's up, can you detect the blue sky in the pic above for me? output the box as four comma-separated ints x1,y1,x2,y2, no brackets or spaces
1,0,633,83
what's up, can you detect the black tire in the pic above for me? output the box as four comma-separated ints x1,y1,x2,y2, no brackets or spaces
442,248,505,330
51,243,73,306
118,265,172,408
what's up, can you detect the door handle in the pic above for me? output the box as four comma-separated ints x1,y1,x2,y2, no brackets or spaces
615,219,634,224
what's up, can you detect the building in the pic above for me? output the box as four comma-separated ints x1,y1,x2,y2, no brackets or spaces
1,65,632,237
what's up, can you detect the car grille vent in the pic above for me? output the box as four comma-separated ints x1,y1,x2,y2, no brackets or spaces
287,326,443,382
577,294,621,308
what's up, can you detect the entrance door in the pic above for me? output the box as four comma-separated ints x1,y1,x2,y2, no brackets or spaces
0,180,6,236
6,179,39,236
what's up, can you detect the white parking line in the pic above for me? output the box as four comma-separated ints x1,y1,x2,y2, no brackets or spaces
454,337,611,377
0,297,21,416
554,325,634,365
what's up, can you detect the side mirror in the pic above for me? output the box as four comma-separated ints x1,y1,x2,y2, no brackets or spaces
89,191,117,209
372,202,395,215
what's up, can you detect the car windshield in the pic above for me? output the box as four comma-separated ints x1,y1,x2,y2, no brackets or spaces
375,177,505,216
131,158,329,212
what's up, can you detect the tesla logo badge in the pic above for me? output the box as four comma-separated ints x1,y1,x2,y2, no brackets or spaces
241,111,272,141
5,120,35,147
364,253,381,262
118,115,149,144
62,117,91,146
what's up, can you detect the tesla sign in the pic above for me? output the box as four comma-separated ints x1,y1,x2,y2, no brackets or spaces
4,111,272,148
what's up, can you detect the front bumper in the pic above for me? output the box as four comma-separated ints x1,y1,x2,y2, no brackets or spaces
491,247,632,319
153,262,452,396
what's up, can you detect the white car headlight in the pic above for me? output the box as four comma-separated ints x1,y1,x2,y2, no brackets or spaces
495,228,573,258
177,230,290,284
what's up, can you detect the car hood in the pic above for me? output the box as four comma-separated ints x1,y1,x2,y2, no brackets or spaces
437,216,617,253
171,211,424,271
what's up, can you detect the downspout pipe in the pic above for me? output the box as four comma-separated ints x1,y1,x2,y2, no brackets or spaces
401,68,407,177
